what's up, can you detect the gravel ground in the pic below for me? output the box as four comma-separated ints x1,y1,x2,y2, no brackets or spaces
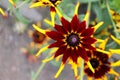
0,15,75,80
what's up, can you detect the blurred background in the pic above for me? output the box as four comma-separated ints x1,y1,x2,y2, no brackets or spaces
0,0,120,80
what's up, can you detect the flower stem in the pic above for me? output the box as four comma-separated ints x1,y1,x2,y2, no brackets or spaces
80,59,84,80
79,2,91,80
32,62,46,80
16,0,29,9
86,1,91,28
105,0,119,38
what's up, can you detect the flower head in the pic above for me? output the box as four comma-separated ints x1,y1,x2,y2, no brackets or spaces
84,50,120,79
84,38,120,79
28,22,49,49
32,2,104,79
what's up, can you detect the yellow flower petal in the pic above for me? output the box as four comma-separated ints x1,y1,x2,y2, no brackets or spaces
109,9,115,15
55,7,62,18
54,63,65,78
29,2,44,8
103,76,108,80
98,38,109,50
108,69,119,76
96,49,110,55
50,10,56,26
111,60,120,67
109,49,120,55
0,8,7,17
30,42,35,48
94,21,104,32
74,2,80,15
72,62,78,77
55,55,62,62
32,24,48,34
83,10,90,22
96,39,104,43
88,76,93,80
36,45,49,57
44,19,53,26
28,30,33,38
8,0,16,8
111,35,120,45
87,61,95,73
42,56,54,63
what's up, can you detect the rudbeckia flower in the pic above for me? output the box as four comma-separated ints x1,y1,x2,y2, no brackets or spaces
32,2,103,79
84,50,120,80
28,22,49,49
83,38,120,80
0,8,7,17
30,0,62,26
110,10,120,24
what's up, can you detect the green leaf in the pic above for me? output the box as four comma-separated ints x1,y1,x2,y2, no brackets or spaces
95,7,112,34
92,2,103,21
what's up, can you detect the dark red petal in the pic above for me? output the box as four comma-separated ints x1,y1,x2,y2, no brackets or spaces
50,7,56,12
61,17,71,32
48,41,65,48
62,48,70,64
81,37,96,44
70,15,79,31
86,50,92,57
94,65,110,78
82,43,96,50
46,31,64,40
77,21,86,33
70,49,78,63
95,51,109,64
84,68,93,77
81,27,94,37
54,24,67,34
77,47,88,61
54,45,67,58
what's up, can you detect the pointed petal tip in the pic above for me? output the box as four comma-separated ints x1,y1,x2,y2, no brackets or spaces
54,63,65,78
94,21,104,32
74,2,80,15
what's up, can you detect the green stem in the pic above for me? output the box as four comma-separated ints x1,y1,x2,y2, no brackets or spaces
32,62,46,80
105,0,119,38
16,0,29,9
79,2,91,80
80,59,84,80
86,1,91,28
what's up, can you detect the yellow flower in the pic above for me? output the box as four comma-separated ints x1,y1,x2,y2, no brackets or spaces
110,10,120,24
28,22,49,49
